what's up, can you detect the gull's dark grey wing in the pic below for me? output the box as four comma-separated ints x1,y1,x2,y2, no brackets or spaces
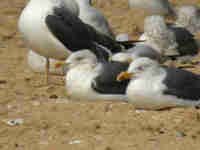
45,7,99,51
92,61,130,94
46,15,93,51
46,6,122,53
162,67,200,100
45,6,141,54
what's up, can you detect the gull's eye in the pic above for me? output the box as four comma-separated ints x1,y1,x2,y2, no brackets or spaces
137,66,144,71
76,57,84,61
197,9,200,16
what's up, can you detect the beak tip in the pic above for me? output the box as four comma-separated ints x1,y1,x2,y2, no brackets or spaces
116,72,133,81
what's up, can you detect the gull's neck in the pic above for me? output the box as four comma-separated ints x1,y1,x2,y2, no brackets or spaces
76,0,91,8
135,67,164,81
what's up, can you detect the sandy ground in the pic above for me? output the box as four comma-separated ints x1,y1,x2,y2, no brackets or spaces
2,0,200,150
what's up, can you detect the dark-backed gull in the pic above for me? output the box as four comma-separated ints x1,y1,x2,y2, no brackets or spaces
117,57,200,110
18,0,138,83
56,50,130,101
111,44,162,63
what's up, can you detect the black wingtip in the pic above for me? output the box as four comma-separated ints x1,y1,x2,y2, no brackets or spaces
117,40,145,49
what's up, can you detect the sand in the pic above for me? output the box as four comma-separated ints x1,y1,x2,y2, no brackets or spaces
1,0,200,150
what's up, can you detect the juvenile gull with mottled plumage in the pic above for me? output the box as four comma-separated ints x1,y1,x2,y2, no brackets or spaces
139,15,199,58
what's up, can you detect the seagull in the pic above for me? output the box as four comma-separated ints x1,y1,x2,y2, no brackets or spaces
27,49,64,74
175,5,200,34
56,49,130,101
139,15,199,58
76,0,115,38
128,0,176,17
18,0,79,83
117,57,200,110
18,0,139,83
111,44,162,63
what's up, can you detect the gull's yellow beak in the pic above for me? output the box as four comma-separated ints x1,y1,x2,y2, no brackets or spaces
117,72,133,81
55,61,66,68
118,58,133,63
109,57,133,63
125,58,133,63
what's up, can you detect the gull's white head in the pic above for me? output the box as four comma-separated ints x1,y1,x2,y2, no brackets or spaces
55,50,97,74
75,0,92,6
111,45,162,63
117,57,161,81
111,52,132,62
176,5,200,33
143,15,178,56
65,50,97,67
127,57,160,77
28,0,80,16
129,45,162,61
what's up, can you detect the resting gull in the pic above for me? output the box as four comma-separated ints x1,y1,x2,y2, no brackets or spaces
56,49,130,101
117,57,200,110
18,0,139,83
111,44,162,63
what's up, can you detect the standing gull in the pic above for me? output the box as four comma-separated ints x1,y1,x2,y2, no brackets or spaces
18,0,139,83
128,0,176,17
18,0,79,82
76,0,115,38
117,57,200,110
57,50,130,101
